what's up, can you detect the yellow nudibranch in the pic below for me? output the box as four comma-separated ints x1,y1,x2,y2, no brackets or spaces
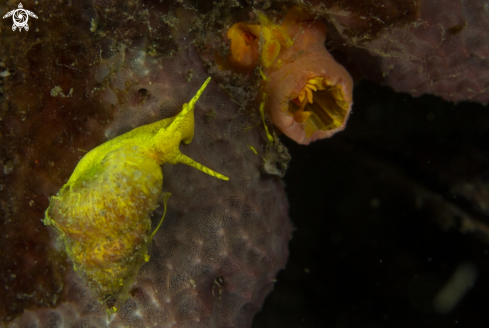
44,77,228,305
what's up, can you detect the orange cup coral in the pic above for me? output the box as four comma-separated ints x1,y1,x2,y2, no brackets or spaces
264,11,353,145
226,8,353,145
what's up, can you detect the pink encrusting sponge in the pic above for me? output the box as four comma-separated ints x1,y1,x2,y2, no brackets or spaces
264,11,354,145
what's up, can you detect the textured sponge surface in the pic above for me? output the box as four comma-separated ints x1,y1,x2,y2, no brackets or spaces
333,0,489,103
8,47,291,328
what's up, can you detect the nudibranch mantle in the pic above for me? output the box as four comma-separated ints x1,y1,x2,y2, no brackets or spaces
44,77,228,305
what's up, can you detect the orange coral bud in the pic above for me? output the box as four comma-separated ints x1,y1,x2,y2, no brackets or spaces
227,23,261,68
259,13,293,68
226,11,293,70
271,26,293,48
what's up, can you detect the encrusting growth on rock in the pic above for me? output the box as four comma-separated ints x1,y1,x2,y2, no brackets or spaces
44,77,228,306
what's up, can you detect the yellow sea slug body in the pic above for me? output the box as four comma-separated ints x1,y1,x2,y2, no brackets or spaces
44,77,228,305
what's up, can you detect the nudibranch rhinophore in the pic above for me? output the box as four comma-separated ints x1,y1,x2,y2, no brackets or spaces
44,77,228,305
227,8,353,145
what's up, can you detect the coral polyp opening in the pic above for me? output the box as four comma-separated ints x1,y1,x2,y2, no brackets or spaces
259,7,353,145
242,31,257,44
289,83,350,138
